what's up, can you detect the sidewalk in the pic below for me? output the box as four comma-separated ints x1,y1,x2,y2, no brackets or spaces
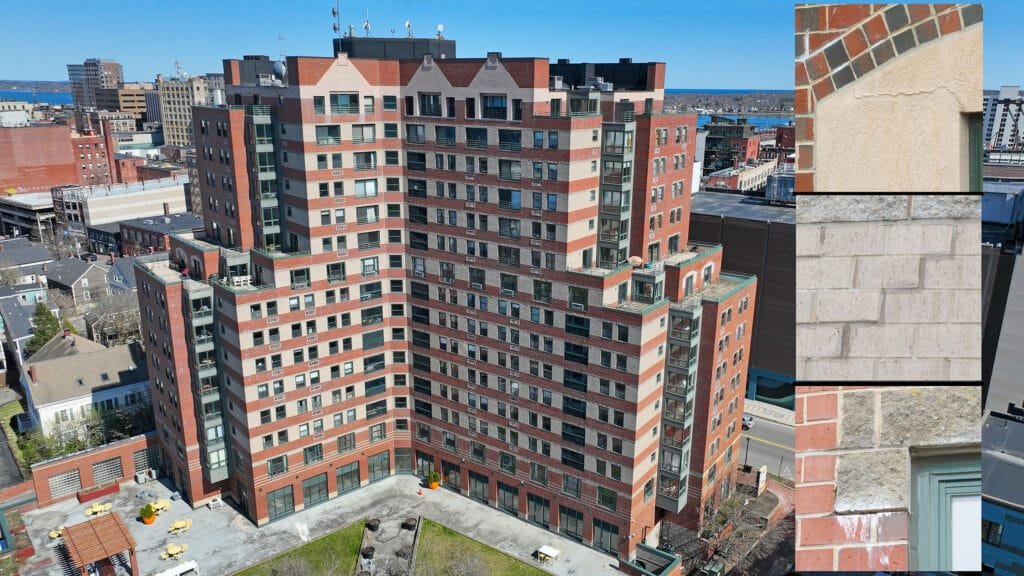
744,398,794,426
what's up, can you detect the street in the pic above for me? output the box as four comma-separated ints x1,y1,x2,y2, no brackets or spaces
740,413,794,481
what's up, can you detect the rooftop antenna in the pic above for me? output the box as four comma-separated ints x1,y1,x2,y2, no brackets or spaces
174,60,186,80
277,36,287,62
405,20,413,38
363,9,370,36
436,23,444,39
331,1,341,39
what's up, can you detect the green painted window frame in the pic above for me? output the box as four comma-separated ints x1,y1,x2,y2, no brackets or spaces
968,112,983,192
909,453,981,571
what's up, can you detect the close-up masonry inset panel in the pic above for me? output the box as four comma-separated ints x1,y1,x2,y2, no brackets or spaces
796,195,980,381
795,385,982,572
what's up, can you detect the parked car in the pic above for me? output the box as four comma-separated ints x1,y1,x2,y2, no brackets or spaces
741,414,754,430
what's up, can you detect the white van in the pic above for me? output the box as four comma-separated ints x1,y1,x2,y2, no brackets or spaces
152,560,198,576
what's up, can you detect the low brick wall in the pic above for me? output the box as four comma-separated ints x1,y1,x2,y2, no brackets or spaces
795,385,981,571
30,433,157,508
796,195,981,380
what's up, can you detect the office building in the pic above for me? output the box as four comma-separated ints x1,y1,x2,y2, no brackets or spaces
67,58,124,110
156,73,225,146
133,41,756,566
983,403,1024,574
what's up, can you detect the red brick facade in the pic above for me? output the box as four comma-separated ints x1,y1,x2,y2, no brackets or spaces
133,49,758,567
794,386,909,571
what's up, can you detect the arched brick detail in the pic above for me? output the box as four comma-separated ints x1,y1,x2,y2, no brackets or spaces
794,4,982,192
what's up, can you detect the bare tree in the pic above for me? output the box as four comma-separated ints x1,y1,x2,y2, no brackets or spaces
729,515,794,576
86,292,141,345
0,262,21,287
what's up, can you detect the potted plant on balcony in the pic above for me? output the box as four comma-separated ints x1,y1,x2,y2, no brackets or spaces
427,470,441,490
139,503,156,525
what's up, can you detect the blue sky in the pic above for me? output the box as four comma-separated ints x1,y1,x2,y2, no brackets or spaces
0,1,1020,89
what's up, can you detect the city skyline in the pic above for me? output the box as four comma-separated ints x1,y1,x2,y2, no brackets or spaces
5,0,795,88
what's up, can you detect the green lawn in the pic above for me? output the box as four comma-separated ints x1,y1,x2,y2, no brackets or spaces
234,520,363,576
0,400,29,477
415,518,551,576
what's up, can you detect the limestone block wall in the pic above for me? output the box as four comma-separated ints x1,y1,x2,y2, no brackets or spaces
795,385,982,571
795,3,983,192
796,195,981,381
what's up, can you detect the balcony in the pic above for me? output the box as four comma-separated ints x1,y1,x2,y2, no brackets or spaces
498,171,521,182
498,256,521,267
407,135,425,145
482,108,507,120
354,162,377,171
330,104,359,114
661,434,685,449
499,141,522,152
316,136,341,146
357,239,381,251
663,409,688,424
466,139,488,149
420,106,442,117
352,136,376,145
436,136,455,147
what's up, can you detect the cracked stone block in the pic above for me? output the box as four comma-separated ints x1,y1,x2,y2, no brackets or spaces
835,450,908,513
879,386,982,447
839,391,875,448
798,195,909,223
909,195,980,220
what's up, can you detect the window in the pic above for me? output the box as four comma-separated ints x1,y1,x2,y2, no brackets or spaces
983,519,1003,546
597,486,617,511
382,95,397,110
910,454,981,571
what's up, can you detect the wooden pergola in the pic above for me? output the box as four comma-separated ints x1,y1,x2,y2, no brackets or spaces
62,512,139,576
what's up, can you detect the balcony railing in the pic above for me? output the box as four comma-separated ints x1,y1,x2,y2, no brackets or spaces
407,135,425,145
421,106,442,117
498,171,521,182
330,104,359,114
663,410,687,423
601,203,630,214
498,257,521,267
662,435,684,449
482,108,507,120
316,136,341,145
499,141,522,152
354,162,377,171
466,139,488,149
356,215,379,225
328,274,346,283
660,462,682,474
358,240,381,250
352,136,376,144
436,136,456,146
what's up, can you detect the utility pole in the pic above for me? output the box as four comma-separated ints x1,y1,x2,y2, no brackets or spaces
743,436,751,468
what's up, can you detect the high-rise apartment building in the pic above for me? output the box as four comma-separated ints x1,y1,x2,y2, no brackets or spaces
984,86,1024,151
67,58,124,110
133,41,756,566
156,73,226,146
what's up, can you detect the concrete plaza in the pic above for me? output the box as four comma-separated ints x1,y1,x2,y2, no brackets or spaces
21,475,625,576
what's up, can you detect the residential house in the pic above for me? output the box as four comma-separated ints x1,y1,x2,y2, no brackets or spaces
21,333,148,438
45,258,111,309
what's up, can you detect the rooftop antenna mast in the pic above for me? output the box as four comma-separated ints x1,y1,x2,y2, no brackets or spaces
331,1,341,40
363,9,371,36
405,20,412,38
174,60,186,80
436,23,444,39
277,36,287,62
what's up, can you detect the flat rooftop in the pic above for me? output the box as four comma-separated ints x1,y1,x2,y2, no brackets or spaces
690,190,796,224
983,410,1024,510
21,475,622,576
0,192,55,209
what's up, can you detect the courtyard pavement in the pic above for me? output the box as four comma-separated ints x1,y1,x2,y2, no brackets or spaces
20,475,624,576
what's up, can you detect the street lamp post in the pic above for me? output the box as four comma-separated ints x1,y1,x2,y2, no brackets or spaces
743,436,751,468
